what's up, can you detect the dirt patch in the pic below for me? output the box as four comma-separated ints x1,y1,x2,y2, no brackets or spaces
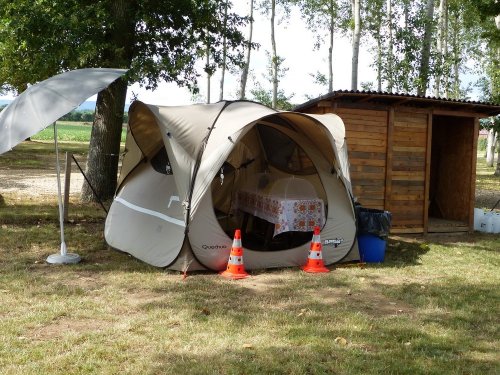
475,189,500,210
315,286,415,318
242,273,291,293
28,317,108,341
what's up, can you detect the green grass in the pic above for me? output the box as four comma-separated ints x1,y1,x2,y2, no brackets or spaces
0,203,498,374
0,144,499,374
0,141,90,171
476,152,500,191
32,122,126,143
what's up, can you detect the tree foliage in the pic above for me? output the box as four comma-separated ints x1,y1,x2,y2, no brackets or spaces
0,0,248,201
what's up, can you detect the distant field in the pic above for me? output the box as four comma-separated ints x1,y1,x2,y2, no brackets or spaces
31,122,126,143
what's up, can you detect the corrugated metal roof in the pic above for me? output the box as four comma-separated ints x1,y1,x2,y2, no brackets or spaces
294,90,500,115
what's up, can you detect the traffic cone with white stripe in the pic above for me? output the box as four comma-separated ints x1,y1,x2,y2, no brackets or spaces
301,226,330,273
220,229,250,279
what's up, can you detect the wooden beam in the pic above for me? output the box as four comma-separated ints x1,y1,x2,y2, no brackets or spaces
423,111,433,234
390,227,424,234
384,108,394,211
392,98,412,106
356,95,375,103
317,100,333,108
469,117,479,232
432,109,480,118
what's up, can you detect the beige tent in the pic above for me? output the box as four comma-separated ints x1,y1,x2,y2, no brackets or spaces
105,100,358,272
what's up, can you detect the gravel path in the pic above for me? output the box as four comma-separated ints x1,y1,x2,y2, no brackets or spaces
1,168,498,210
0,169,84,198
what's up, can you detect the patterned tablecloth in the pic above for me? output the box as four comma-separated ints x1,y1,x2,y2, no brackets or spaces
236,190,325,237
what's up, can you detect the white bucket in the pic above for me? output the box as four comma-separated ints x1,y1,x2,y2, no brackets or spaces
492,213,500,234
474,208,485,231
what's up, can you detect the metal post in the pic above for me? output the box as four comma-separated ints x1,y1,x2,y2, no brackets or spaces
63,152,72,222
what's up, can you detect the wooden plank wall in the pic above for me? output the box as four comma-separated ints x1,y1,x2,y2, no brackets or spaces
335,108,388,210
387,111,428,231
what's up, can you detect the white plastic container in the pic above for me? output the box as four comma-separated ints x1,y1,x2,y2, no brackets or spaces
483,213,494,233
474,208,485,231
492,213,500,234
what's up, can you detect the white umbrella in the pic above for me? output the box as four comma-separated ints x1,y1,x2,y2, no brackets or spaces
0,68,128,264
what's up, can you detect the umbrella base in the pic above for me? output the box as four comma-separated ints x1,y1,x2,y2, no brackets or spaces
46,253,81,264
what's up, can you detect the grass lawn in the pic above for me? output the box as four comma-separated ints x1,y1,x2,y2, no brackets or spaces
31,122,127,143
0,143,499,374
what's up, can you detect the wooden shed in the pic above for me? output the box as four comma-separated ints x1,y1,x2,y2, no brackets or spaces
295,91,500,234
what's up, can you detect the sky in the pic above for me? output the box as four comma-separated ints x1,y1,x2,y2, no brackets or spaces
128,3,375,106
0,1,480,106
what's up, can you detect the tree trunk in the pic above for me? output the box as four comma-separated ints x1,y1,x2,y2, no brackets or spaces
442,0,449,98
486,129,496,167
206,42,211,104
495,145,500,176
81,79,128,202
219,0,228,101
386,0,393,92
239,0,254,99
376,29,382,92
328,0,335,92
271,0,278,108
434,0,447,97
351,0,361,90
81,0,135,202
417,0,435,96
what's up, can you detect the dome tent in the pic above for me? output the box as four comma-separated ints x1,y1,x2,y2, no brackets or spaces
105,100,359,272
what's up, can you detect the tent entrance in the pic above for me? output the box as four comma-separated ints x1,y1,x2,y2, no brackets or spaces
211,122,327,251
428,115,474,232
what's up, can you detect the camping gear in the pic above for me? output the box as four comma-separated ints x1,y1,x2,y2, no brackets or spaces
357,234,386,263
301,226,330,273
105,100,359,272
220,229,250,279
0,68,127,263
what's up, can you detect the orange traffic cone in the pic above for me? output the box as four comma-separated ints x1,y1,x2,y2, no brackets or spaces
220,229,250,279
301,226,330,273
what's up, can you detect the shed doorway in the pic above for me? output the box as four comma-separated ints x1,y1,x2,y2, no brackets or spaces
428,115,474,232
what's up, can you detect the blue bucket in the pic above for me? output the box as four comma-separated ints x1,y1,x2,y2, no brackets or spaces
358,234,386,263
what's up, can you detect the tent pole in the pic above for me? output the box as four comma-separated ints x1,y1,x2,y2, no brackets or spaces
46,122,81,264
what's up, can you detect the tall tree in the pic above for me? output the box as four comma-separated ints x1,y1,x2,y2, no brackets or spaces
239,0,255,99
219,0,229,101
363,0,385,91
416,0,435,96
386,0,394,92
270,0,279,107
296,0,350,93
260,0,291,108
0,0,247,201
434,0,448,97
351,0,361,90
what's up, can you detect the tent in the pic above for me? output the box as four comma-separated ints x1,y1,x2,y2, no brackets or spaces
105,100,359,272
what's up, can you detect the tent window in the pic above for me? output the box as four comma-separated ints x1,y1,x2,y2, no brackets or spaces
257,125,315,175
151,147,173,175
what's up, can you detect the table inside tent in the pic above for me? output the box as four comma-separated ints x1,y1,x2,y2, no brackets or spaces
236,176,325,247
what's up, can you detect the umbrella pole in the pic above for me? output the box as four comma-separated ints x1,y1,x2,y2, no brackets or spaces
46,122,81,264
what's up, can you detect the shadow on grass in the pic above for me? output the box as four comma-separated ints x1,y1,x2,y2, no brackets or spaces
360,237,431,268
145,275,499,375
0,202,106,225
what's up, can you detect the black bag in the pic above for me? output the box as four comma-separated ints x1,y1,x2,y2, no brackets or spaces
355,206,392,238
